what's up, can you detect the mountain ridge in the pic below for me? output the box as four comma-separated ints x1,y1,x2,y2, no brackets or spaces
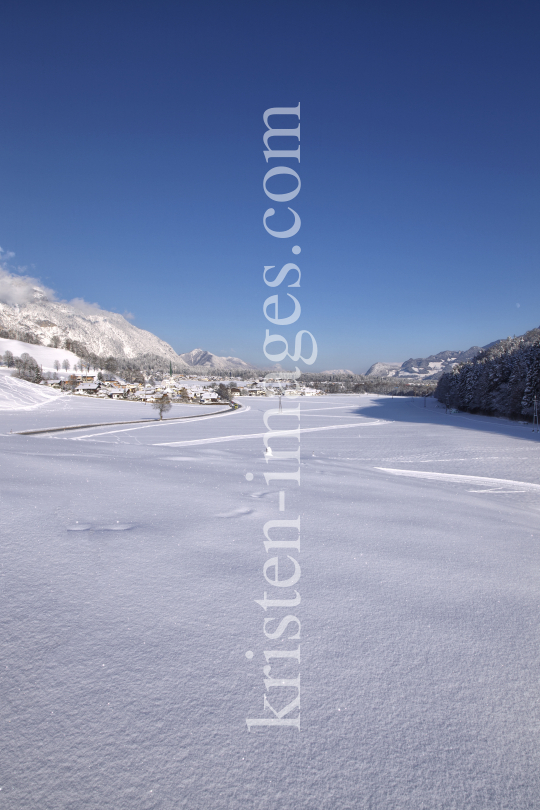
365,343,503,380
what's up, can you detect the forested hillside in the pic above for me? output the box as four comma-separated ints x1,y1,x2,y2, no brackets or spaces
435,328,540,419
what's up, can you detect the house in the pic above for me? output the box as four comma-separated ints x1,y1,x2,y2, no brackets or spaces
200,390,219,403
186,386,206,400
60,378,80,390
75,383,100,394
246,383,267,396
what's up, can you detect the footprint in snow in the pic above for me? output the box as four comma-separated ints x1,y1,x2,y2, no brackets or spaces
216,508,253,518
99,524,135,531
67,523,136,532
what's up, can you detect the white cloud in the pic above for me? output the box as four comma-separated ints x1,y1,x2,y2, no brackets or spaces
123,310,135,321
0,247,15,262
0,267,56,306
68,297,104,315
0,248,107,314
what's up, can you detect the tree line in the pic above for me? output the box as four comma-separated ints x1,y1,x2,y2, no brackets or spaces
0,351,43,382
299,373,437,396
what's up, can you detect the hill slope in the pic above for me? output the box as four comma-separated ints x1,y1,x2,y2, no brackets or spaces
0,372,64,410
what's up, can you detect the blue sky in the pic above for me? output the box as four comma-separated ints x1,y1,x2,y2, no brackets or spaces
1,0,539,372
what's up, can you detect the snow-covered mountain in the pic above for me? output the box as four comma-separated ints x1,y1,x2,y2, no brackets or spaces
0,289,178,360
177,349,252,370
0,277,253,369
364,362,402,377
365,346,494,380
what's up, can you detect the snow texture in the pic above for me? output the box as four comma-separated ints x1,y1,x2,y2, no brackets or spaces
1,394,540,809
0,373,64,411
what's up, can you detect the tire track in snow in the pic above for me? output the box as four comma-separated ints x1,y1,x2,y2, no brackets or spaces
154,420,388,447
56,405,250,440
375,467,540,491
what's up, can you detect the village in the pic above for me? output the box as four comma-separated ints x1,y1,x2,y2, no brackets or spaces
41,373,325,403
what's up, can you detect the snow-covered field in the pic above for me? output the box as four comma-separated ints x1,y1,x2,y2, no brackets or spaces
0,337,81,373
0,375,222,431
1,394,539,809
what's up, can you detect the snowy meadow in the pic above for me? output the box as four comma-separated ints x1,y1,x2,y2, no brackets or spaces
1,386,539,809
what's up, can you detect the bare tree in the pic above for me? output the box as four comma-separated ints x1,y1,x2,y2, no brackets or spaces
152,394,172,420
54,360,61,371
62,359,70,371
216,383,232,401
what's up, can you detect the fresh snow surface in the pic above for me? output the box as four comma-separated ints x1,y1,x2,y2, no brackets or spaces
0,373,65,411
0,389,226,430
2,394,540,809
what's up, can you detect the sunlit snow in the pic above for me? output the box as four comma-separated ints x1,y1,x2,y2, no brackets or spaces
1,392,540,808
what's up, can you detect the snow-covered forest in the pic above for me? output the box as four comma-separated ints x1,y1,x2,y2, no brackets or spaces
436,327,540,419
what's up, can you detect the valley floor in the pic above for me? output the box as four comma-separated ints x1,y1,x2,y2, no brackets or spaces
1,394,539,809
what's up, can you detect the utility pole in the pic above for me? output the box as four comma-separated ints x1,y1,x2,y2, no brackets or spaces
533,395,539,432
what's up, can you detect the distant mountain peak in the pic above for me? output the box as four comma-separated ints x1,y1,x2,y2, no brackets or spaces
177,348,252,369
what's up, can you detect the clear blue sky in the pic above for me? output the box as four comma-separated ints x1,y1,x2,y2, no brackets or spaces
1,0,539,372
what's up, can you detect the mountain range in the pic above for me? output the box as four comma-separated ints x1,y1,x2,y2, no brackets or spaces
1,269,514,378
365,343,501,380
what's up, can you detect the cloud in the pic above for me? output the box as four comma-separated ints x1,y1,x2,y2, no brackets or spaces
0,269,57,307
0,247,15,263
0,247,57,305
123,310,135,321
0,247,116,316
68,297,104,315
